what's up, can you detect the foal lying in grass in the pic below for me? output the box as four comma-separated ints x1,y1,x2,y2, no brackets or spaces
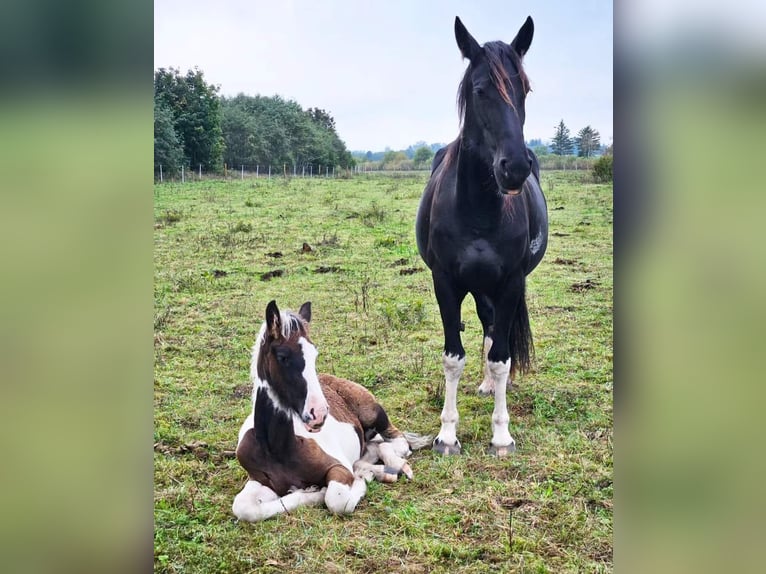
233,301,426,521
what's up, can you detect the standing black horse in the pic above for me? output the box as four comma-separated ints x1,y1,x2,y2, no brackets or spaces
416,16,548,456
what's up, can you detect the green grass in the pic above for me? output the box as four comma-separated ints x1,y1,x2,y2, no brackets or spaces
154,171,612,573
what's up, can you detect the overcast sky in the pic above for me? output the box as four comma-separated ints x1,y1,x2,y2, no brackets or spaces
154,0,612,152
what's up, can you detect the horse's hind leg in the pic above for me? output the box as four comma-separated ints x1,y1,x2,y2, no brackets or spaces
484,276,528,457
355,439,413,482
432,270,467,455
474,294,501,396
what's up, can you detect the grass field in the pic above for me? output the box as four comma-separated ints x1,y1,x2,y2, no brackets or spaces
154,171,613,573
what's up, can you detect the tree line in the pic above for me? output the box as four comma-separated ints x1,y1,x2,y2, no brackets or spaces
154,67,355,176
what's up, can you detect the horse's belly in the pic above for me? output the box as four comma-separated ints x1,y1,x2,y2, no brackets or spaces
293,414,361,472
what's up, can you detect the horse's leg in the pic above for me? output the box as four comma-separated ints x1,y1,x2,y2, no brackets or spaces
485,278,526,456
432,270,467,455
232,480,326,522
353,440,410,483
324,465,367,515
474,294,499,396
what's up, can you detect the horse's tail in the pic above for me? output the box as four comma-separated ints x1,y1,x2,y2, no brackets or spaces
510,283,534,377
403,432,433,451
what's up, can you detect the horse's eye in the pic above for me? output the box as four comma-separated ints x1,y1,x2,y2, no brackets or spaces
474,87,486,98
274,348,290,365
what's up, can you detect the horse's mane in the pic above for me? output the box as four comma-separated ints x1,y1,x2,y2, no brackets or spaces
433,42,531,190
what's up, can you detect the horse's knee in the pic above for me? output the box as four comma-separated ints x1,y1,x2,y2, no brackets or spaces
325,479,366,514
232,481,276,522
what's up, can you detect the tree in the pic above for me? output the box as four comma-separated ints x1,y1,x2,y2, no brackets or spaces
154,98,184,175
154,67,225,172
575,125,601,157
550,120,573,156
220,94,355,171
412,146,434,166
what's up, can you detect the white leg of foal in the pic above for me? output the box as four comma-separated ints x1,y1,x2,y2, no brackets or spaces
233,480,327,522
433,353,465,455
325,478,367,515
378,441,412,480
477,336,495,396
488,359,515,456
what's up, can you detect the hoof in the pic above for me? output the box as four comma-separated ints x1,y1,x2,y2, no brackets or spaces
432,437,462,455
488,442,516,457
384,464,413,481
477,385,494,397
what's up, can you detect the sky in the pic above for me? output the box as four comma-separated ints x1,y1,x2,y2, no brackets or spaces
154,0,612,152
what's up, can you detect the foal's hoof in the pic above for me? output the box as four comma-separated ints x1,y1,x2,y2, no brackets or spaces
432,437,462,455
384,463,413,481
488,442,516,457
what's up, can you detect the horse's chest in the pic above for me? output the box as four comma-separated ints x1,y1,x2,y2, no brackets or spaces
293,414,361,472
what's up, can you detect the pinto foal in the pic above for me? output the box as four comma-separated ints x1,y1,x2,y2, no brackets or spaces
232,301,415,521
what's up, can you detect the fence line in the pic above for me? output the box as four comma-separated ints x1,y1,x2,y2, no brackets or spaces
154,163,437,183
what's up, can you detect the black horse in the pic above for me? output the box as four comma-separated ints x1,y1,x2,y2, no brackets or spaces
416,16,548,456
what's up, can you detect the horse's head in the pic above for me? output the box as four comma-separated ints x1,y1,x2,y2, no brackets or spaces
455,16,534,194
255,300,329,432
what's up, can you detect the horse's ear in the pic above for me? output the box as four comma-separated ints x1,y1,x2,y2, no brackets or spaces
298,301,312,324
510,16,534,57
266,300,282,339
455,16,481,61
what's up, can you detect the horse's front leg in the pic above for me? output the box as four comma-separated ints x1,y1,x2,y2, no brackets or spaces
324,465,367,515
432,270,467,455
232,480,326,522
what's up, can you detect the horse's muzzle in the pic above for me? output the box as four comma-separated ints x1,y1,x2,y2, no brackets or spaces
302,406,328,432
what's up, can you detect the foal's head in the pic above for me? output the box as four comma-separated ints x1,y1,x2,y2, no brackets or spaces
455,16,534,194
256,300,329,432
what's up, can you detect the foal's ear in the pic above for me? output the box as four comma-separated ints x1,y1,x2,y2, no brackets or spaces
298,301,312,324
265,300,282,339
510,16,534,57
455,16,481,61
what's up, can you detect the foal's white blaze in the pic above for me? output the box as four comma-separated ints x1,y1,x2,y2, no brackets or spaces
436,353,465,447
298,337,329,431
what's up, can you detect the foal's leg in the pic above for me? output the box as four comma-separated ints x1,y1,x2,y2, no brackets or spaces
432,270,467,455
232,480,326,522
324,465,367,515
354,438,413,482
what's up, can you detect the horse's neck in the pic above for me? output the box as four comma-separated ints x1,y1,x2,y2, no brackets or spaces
253,386,296,457
455,139,501,211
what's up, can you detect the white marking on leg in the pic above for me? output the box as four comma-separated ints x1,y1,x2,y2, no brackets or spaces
488,359,515,452
325,479,367,515
233,481,327,522
478,336,495,395
437,353,465,447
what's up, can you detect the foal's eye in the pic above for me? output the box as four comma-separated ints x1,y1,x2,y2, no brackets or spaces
274,348,291,365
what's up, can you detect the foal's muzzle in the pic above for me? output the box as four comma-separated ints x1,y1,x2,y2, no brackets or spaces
302,403,329,433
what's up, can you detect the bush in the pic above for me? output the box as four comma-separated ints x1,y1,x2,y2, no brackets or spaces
592,155,613,182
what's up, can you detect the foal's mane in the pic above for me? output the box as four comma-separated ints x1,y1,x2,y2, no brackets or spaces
250,309,309,392
433,42,531,189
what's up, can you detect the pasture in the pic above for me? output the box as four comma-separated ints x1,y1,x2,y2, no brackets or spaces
154,171,613,573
